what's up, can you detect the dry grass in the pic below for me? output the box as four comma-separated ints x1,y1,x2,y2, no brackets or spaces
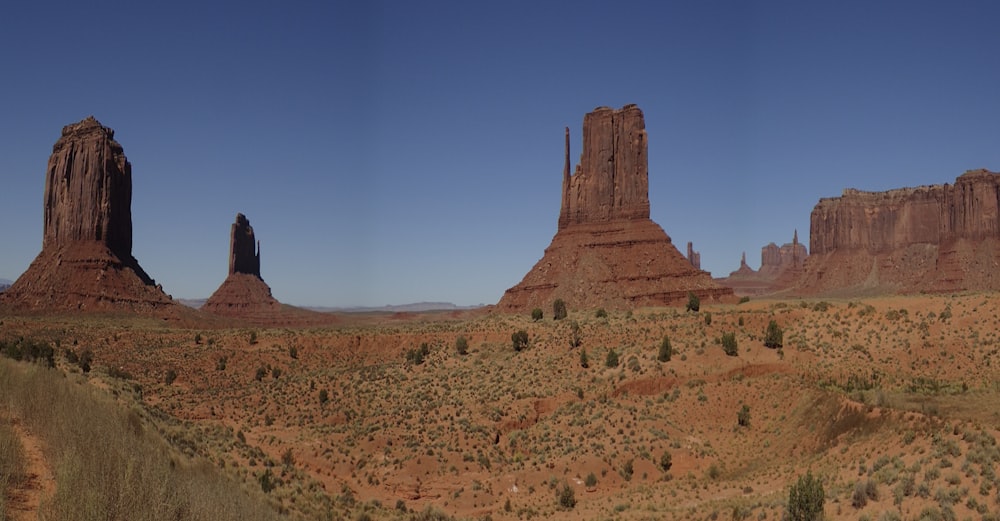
0,418,27,521
0,358,282,521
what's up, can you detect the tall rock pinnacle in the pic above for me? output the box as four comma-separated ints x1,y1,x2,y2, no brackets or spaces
230,213,261,277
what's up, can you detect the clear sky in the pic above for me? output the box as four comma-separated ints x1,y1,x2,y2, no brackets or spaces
2,1,1000,307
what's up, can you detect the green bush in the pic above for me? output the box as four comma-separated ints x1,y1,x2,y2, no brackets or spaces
579,349,589,369
657,336,672,362
787,471,825,521
511,330,529,352
764,320,783,348
595,308,608,319
620,459,634,481
164,369,178,385
455,335,469,355
318,389,329,405
531,308,543,321
722,332,738,356
569,321,582,348
553,299,568,320
738,404,750,427
738,296,750,304
704,312,712,325
605,348,619,368
557,481,576,509
584,472,598,488
660,452,672,472
686,292,700,312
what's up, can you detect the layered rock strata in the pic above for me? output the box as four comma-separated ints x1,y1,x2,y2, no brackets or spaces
798,169,1000,294
0,117,175,312
718,231,807,296
498,105,732,311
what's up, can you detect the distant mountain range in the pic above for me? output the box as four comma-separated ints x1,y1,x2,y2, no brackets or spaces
0,278,12,292
305,302,483,313
175,298,481,313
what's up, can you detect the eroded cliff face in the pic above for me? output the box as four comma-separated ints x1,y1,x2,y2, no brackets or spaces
499,105,732,311
43,117,134,258
1,117,175,313
558,105,650,229
800,169,1000,294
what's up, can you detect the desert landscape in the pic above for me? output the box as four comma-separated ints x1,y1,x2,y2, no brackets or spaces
2,101,1000,521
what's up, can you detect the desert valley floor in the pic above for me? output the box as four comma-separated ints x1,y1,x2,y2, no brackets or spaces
3,293,1000,520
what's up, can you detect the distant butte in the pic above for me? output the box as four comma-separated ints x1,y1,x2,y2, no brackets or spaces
202,213,335,326
497,105,732,311
796,169,1000,295
718,231,807,296
0,117,177,313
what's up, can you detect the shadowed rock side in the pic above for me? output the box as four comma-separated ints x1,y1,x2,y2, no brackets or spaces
797,169,1000,295
0,117,177,313
498,105,732,311
202,213,334,326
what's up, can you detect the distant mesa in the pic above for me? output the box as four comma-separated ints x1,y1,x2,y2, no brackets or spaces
498,104,733,311
796,169,1000,295
0,116,178,313
718,230,807,296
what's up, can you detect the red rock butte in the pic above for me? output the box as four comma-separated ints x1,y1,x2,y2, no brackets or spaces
796,168,1000,295
497,105,732,311
202,213,334,326
0,116,177,313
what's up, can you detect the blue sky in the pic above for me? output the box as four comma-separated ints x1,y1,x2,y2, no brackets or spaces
2,1,1000,307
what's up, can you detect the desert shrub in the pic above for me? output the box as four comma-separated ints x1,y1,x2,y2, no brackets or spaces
738,296,750,304
620,459,634,481
852,479,879,508
78,349,93,373
249,331,258,345
164,369,177,385
287,345,297,359
259,468,275,493
738,316,744,326
605,348,619,368
531,308,543,321
511,330,529,352
319,389,329,405
569,321,582,348
270,367,281,379
585,472,598,487
254,366,267,381
765,320,783,348
660,451,672,472
722,332,738,356
553,299,568,320
738,404,751,427
557,481,576,509
455,335,469,356
686,292,700,312
657,336,672,362
787,471,825,521
704,312,712,325
579,349,589,369
595,308,608,319
406,344,429,365
216,356,227,371
194,333,202,344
